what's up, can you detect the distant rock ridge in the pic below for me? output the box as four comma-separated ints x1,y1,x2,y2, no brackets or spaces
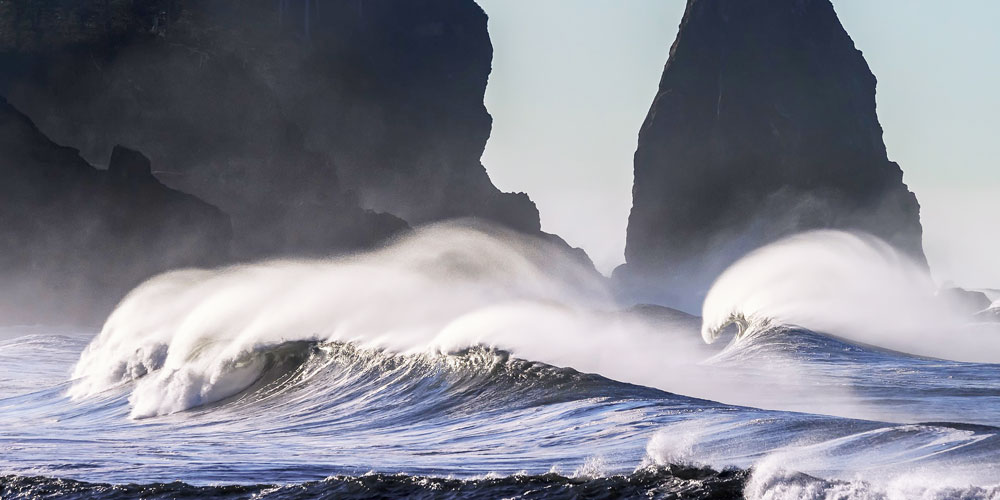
616,0,926,311
0,97,230,324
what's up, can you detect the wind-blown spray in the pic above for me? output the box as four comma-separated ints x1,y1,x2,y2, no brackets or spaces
701,230,1000,362
69,222,714,418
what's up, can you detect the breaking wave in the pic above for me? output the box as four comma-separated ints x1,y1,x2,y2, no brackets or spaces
2,224,994,499
68,223,714,418
700,230,1000,362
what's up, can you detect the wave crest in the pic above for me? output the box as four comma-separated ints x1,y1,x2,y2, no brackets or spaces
68,223,616,417
699,230,1000,362
67,222,716,418
700,312,775,345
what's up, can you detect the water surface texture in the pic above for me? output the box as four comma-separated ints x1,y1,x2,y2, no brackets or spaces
3,227,1000,499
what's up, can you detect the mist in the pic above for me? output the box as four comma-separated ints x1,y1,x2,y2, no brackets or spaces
920,186,1000,289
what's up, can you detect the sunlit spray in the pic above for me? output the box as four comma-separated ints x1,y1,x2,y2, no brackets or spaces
701,230,1000,362
70,222,717,418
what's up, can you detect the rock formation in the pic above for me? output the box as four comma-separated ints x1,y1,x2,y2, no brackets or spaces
0,0,540,262
0,1,597,324
616,0,926,311
0,97,230,324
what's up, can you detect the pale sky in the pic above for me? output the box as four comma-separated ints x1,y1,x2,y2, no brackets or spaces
476,0,1000,288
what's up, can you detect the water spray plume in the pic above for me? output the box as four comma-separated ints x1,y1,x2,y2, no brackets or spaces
701,230,1000,362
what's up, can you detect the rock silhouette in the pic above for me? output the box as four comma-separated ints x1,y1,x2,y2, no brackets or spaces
0,97,230,324
0,0,539,261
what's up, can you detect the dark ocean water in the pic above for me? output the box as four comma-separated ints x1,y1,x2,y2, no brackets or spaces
0,466,749,500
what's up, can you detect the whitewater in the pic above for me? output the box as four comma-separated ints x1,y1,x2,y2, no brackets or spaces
3,223,1000,499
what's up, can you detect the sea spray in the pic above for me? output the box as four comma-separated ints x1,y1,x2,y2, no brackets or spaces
643,418,1000,499
69,222,715,417
67,224,1000,423
9,225,1000,494
700,230,1000,362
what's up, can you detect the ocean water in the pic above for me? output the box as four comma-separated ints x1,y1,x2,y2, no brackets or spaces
2,225,1000,499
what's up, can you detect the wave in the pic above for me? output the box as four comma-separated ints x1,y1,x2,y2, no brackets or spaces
700,230,1000,362
167,341,682,427
64,224,1000,425
14,326,1000,496
11,226,1000,498
68,223,722,418
0,332,88,399
7,469,1000,500
644,417,1000,500
8,444,1000,500
0,465,749,500
743,467,1000,500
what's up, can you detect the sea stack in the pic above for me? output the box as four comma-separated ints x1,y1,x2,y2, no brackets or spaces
616,0,925,310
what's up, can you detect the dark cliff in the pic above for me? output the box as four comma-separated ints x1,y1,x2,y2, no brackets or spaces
0,0,540,261
0,1,593,324
0,97,230,324
616,0,925,310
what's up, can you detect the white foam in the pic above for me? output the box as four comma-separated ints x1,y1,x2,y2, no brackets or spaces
70,224,997,420
701,230,1000,362
744,458,1000,500
645,419,1000,500
69,222,715,417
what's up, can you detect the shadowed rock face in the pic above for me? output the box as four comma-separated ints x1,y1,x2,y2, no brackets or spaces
0,0,540,260
0,97,231,324
0,1,595,324
616,0,925,310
